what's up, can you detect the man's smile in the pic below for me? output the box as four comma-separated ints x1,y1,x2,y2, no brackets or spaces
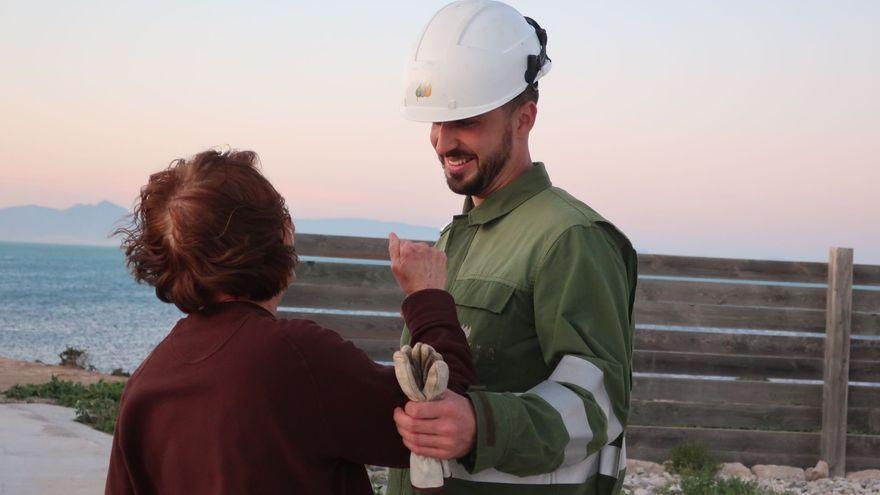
444,155,477,175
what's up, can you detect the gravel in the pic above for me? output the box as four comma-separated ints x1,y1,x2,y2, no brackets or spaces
622,470,880,495
367,463,880,494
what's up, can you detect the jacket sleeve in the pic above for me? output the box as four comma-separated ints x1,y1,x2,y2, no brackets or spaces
293,289,475,468
463,224,636,478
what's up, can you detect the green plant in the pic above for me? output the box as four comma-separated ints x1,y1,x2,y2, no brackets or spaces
4,376,125,432
111,368,131,377
75,397,119,433
657,470,792,495
666,442,720,476
58,346,95,371
5,375,89,406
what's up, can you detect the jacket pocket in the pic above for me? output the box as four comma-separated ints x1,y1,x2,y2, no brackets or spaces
451,278,516,314
449,278,516,378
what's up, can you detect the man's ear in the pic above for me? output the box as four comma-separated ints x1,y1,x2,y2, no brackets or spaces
516,101,537,136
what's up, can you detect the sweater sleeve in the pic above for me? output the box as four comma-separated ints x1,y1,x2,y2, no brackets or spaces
286,288,475,467
104,393,137,494
401,289,478,394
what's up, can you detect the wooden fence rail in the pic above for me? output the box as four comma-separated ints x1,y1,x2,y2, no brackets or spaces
285,233,880,472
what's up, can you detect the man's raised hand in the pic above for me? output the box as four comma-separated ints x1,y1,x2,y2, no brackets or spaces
388,233,447,295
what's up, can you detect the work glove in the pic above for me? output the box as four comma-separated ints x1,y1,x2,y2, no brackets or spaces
393,343,451,490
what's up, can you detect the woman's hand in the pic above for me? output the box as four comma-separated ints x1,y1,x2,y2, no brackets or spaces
388,233,447,295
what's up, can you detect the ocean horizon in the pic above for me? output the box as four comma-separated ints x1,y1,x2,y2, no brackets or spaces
0,240,410,373
2,240,877,388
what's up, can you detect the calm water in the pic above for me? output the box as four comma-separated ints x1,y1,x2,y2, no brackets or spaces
0,241,183,372
3,241,877,386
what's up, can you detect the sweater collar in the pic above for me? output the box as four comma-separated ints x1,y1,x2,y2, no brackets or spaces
208,300,276,319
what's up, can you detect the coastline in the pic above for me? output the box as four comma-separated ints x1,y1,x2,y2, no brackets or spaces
0,355,126,395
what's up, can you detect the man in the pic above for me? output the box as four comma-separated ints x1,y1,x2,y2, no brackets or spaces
387,1,638,494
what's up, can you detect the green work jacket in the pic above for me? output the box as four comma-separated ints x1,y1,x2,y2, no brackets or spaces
388,163,638,495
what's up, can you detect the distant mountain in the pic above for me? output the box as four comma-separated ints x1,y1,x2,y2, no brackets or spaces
293,218,439,241
0,201,128,246
0,202,439,246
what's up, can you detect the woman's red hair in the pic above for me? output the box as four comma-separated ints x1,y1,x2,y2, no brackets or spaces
116,149,296,313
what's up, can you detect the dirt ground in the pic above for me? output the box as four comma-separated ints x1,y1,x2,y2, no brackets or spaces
0,356,126,393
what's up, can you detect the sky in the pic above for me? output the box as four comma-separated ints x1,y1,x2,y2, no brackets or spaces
1,1,878,264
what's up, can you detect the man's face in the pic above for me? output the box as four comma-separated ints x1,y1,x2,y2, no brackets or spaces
431,107,513,197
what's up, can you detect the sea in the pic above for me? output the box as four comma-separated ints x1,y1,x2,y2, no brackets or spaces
0,241,183,373
2,240,878,386
0,240,400,373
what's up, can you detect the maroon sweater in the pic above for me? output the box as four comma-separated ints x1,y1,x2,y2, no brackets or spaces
105,289,475,494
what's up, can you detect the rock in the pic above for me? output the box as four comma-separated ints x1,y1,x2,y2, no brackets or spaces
623,463,880,495
719,462,755,481
847,469,880,481
805,460,829,481
752,464,806,481
626,459,665,475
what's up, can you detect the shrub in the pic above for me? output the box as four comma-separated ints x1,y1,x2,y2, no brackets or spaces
5,376,125,432
667,442,720,475
658,470,791,495
58,346,95,371
5,375,88,406
75,397,120,433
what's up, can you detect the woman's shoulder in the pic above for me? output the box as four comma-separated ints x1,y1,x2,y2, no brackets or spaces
259,315,350,358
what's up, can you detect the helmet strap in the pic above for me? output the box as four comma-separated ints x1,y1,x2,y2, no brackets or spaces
524,16,550,89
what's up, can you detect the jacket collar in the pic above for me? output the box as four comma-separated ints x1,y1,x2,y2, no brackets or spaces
463,162,551,226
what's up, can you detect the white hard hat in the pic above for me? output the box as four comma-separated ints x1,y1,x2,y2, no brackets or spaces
402,0,552,123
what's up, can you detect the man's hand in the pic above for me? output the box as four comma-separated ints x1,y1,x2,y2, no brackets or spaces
393,390,476,460
388,232,447,295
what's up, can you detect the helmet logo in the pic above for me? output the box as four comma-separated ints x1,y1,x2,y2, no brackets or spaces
415,83,432,98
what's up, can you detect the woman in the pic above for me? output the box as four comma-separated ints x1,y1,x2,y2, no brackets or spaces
105,149,475,494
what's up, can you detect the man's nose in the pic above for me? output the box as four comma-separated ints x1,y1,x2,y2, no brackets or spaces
432,123,457,156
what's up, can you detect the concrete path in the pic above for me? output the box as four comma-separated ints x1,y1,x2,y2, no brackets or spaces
0,403,111,495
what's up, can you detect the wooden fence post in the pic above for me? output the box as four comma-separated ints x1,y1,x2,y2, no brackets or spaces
821,247,854,477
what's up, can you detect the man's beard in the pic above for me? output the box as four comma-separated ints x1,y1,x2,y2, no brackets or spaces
440,125,513,197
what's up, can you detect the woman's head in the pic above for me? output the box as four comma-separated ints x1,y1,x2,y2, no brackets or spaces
117,149,297,313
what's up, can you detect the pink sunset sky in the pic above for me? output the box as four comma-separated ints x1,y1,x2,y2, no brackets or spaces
1,1,877,263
